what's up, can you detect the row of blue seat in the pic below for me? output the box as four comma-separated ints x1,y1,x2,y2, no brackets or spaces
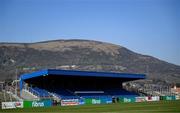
30,87,50,97
30,87,138,99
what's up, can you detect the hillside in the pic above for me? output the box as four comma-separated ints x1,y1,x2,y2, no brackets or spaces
0,39,180,84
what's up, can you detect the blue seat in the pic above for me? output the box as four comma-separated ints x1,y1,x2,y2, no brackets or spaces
32,87,50,97
30,87,138,99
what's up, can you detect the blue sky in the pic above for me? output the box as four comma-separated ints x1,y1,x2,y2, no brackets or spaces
0,0,180,65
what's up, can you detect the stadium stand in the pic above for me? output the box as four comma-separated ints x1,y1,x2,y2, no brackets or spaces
21,88,39,100
20,69,145,100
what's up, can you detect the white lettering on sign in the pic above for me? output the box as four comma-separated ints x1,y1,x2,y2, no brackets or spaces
2,102,23,109
92,99,101,104
124,98,131,102
32,101,44,107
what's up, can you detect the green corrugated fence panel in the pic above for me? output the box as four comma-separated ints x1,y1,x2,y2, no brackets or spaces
160,96,166,100
23,101,32,108
166,96,176,100
85,99,92,104
160,96,176,101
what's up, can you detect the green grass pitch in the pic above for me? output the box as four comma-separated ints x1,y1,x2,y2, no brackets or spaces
1,100,180,113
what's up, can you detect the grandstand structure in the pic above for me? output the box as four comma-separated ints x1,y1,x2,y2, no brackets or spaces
19,69,145,101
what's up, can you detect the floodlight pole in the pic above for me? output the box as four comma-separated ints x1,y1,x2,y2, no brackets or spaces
15,68,17,96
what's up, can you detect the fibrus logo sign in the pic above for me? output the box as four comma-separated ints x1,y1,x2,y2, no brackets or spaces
92,99,101,104
23,100,52,108
124,98,131,102
32,101,44,107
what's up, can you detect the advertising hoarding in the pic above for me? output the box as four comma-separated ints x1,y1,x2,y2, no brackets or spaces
160,96,176,101
85,98,101,104
92,98,101,104
176,95,179,100
135,97,146,102
23,99,52,108
61,99,79,106
2,102,23,109
101,98,112,104
145,96,160,102
119,97,136,103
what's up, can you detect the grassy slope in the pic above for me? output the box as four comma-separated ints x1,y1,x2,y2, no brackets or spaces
1,100,180,113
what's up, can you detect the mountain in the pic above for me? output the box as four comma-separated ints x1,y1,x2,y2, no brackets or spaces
0,39,180,84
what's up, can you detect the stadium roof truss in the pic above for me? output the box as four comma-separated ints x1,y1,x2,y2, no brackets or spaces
19,69,146,91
